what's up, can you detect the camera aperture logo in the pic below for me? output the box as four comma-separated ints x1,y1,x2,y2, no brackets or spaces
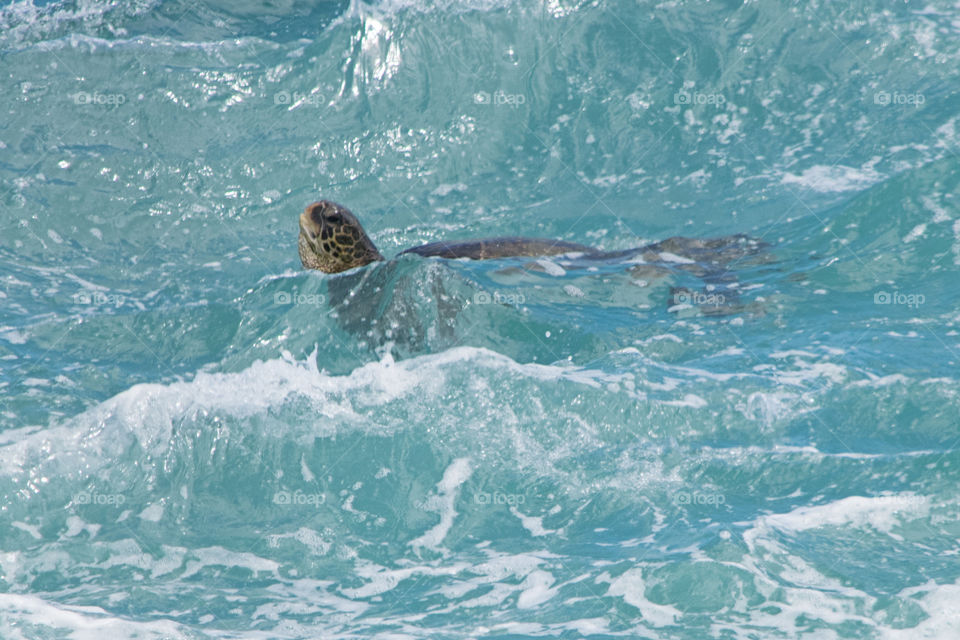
274,290,326,306
874,290,924,308
272,489,325,506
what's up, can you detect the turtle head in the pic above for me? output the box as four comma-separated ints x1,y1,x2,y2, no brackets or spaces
298,200,384,273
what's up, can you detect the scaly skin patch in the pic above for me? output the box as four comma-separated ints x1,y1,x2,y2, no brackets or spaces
298,201,384,273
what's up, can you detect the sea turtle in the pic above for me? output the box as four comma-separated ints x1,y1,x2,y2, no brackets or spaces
295,199,770,354
297,199,767,277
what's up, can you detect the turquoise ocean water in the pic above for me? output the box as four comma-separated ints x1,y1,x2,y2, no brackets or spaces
2,0,960,637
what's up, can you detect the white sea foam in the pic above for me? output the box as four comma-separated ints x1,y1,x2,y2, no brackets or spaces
903,223,927,243
339,560,463,599
181,546,280,579
408,457,472,551
535,258,566,276
0,327,28,344
657,252,695,264
781,163,884,193
661,393,708,408
339,548,557,614
11,522,41,540
755,494,930,537
883,581,960,639
603,568,681,627
921,195,951,223
0,344,674,515
0,0,158,50
516,569,558,609
137,504,164,523
715,493,958,638
510,506,559,537
0,593,191,640
2,377,954,639
430,182,468,197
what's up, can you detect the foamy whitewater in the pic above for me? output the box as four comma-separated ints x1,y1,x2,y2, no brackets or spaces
2,0,959,638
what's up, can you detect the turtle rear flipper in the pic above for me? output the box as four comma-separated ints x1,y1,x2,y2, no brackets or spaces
648,234,771,269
